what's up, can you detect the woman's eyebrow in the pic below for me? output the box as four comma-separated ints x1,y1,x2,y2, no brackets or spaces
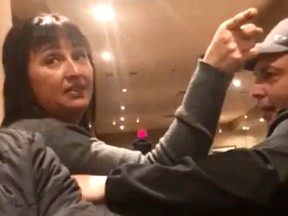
38,42,60,53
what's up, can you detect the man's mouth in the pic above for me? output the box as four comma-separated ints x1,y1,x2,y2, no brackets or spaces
258,106,277,122
260,106,276,112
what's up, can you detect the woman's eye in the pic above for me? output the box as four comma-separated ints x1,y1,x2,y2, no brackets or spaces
72,51,88,61
45,55,60,65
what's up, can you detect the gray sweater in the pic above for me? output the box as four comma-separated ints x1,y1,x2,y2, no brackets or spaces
11,61,233,216
11,61,232,175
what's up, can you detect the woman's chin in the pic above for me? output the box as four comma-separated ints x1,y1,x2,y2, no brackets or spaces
65,98,90,110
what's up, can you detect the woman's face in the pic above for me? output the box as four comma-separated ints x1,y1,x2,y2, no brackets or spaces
28,37,94,123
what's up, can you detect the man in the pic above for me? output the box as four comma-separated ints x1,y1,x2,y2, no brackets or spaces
0,128,98,215
87,8,288,215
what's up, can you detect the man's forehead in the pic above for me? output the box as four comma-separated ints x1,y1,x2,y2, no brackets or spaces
255,52,288,69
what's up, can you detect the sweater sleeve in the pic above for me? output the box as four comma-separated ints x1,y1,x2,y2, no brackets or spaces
10,60,233,175
30,132,97,216
141,60,233,164
84,60,233,169
71,60,233,173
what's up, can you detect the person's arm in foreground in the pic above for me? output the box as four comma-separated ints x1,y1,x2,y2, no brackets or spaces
103,8,281,215
104,109,288,216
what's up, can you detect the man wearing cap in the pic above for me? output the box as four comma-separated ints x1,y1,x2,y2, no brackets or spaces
248,18,288,124
74,8,288,215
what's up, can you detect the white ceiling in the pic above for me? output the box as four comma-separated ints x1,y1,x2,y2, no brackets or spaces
11,0,288,134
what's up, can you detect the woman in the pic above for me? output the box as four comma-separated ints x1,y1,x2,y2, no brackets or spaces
1,12,237,216
2,13,225,175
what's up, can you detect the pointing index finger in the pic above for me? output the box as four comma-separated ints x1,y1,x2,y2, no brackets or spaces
225,8,258,30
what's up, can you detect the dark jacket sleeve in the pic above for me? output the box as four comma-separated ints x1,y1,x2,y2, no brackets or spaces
30,132,98,216
105,118,288,216
105,149,279,216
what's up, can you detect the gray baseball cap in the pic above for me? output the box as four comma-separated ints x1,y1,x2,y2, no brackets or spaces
245,18,288,70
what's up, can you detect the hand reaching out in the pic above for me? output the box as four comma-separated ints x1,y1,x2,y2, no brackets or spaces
203,8,263,73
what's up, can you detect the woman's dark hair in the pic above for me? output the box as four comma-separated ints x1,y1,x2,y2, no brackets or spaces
2,14,96,132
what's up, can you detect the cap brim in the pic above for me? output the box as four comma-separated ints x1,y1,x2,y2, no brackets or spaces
244,43,288,70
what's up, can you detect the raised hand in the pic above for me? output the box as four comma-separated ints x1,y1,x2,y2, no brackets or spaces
203,8,263,73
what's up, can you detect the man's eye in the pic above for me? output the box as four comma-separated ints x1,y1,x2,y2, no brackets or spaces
258,70,279,82
255,67,278,81
263,71,275,78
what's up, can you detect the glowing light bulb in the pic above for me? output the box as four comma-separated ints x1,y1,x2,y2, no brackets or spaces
102,51,112,61
232,79,241,88
91,4,115,22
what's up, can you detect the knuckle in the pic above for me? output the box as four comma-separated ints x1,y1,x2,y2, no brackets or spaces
220,31,232,42
227,43,237,51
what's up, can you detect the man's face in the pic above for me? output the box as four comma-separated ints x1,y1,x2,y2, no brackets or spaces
251,52,288,122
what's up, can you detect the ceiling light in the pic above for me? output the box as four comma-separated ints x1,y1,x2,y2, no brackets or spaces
121,106,125,110
122,88,127,93
102,51,112,61
244,115,248,119
232,79,241,88
136,118,140,123
242,126,250,131
259,118,265,122
218,129,222,134
119,125,125,130
91,4,115,22
120,117,125,121
112,120,116,125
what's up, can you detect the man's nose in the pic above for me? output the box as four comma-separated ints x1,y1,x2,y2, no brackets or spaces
250,83,266,100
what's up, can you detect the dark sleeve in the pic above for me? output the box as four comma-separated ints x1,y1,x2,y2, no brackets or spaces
31,132,97,216
105,149,279,216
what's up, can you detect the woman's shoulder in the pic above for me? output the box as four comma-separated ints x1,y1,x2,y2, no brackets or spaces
9,118,66,132
9,118,93,152
9,118,90,136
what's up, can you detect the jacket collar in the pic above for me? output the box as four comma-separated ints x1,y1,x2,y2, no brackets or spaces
267,109,288,137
